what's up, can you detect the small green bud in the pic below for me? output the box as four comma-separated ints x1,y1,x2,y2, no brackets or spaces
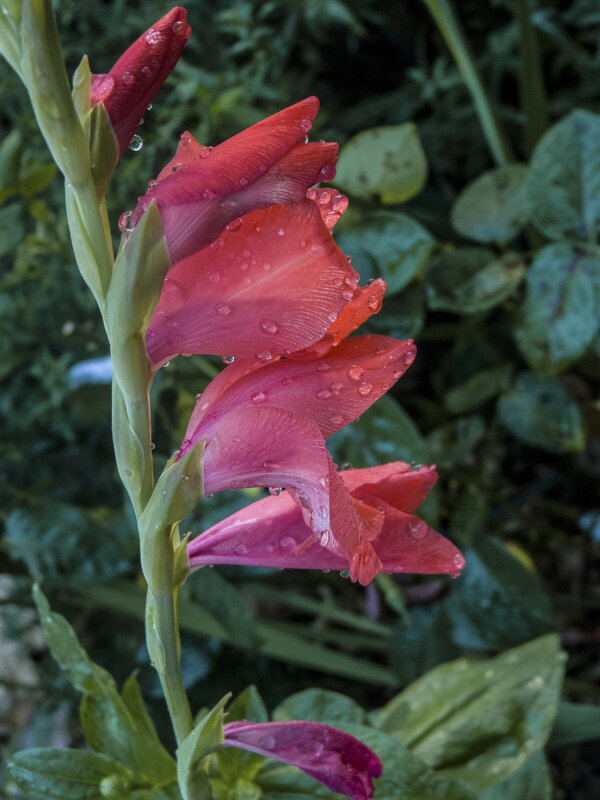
100,773,132,799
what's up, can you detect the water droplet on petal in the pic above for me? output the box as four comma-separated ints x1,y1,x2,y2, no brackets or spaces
222,355,235,364
347,366,364,381
227,217,242,231
277,227,285,236
339,569,351,579
145,28,162,45
215,303,232,316
207,270,221,283
317,477,327,488
407,519,428,540
262,262,272,271
256,350,272,363
263,460,278,470
281,376,293,386
279,537,296,551
317,389,331,400
251,391,266,404
269,487,283,496
330,413,344,425
128,134,143,151
259,735,276,749
330,381,343,393
233,543,247,555
259,319,278,335
211,237,224,249
358,382,373,395
317,362,330,372
306,187,317,200
172,19,190,36
122,71,135,85
340,462,353,471
239,176,249,186
118,211,133,232
141,65,152,77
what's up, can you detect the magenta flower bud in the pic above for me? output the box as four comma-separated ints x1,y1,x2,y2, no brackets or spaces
223,720,383,800
90,7,191,157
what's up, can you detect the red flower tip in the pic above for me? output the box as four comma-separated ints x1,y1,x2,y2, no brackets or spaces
91,7,191,157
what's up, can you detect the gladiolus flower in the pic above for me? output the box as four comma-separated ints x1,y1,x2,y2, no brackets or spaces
126,97,338,264
188,462,465,578
145,192,360,367
90,8,191,157
178,335,416,584
223,720,382,800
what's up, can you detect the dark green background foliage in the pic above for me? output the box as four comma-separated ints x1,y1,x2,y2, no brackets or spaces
2,1,600,798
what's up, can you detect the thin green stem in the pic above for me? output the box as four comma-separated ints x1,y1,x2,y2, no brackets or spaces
515,0,549,154
147,591,194,746
423,0,513,166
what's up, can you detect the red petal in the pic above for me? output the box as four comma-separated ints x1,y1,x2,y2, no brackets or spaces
130,99,338,263
146,200,359,366
184,335,416,442
91,8,190,156
307,187,349,229
223,720,382,800
343,462,438,513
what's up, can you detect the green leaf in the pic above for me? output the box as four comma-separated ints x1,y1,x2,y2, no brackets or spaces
514,243,600,376
334,124,428,203
365,283,426,340
0,128,22,203
426,248,525,314
177,695,229,800
8,747,132,800
548,701,600,747
272,689,367,725
452,164,530,245
226,686,268,725
19,161,57,196
190,569,257,649
426,415,485,467
388,607,460,688
336,211,434,293
444,363,512,414
374,634,565,790
479,752,552,800
0,202,24,258
445,537,555,650
526,109,600,241
215,687,268,783
497,372,585,453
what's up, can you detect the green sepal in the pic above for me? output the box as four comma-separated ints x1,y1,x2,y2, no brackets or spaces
83,102,119,199
20,0,90,185
140,442,204,595
72,54,92,117
177,694,230,800
7,748,133,800
216,687,268,782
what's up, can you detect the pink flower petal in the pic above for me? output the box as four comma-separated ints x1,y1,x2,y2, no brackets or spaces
184,335,416,443
194,406,381,582
342,462,438,513
91,8,190,157
145,200,359,367
223,720,382,800
129,98,338,263
307,187,349,229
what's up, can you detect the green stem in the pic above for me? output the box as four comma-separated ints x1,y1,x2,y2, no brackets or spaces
515,0,549,154
147,590,194,746
422,0,513,166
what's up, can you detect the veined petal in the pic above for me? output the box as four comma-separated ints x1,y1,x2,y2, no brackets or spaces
343,462,437,513
184,335,416,443
193,406,381,580
129,98,338,263
223,720,382,800
145,200,359,367
91,8,190,157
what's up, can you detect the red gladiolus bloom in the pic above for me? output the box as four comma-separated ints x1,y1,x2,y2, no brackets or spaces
145,192,360,368
223,720,382,800
90,7,191,157
178,335,416,585
188,462,465,578
127,97,338,264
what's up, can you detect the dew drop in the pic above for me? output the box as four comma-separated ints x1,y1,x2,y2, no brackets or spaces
330,413,344,425
256,350,272,363
368,295,382,311
269,487,283,496
240,262,249,271
172,19,190,36
279,537,296,551
211,237,224,249
306,188,317,200
122,71,135,85
347,366,364,381
317,362,330,372
145,28,162,45
339,569,351,579
118,211,133,232
358,382,373,396
222,355,235,364
233,543,247,555
281,376,293,386
141,65,152,77
317,388,331,400
317,477,328,488
407,519,428,540
239,176,249,186
259,319,278,335
251,391,266,404
341,290,354,301
227,217,242,231
277,227,285,236
319,189,333,205
410,461,424,471
215,303,232,316
330,381,343,393
262,261,272,271
340,462,353,471
149,442,156,450
207,270,221,283
128,134,143,151
259,735,276,750
299,238,307,248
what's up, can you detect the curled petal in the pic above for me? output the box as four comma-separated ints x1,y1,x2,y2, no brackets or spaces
91,8,190,156
223,720,382,800
307,187,349,229
129,98,338,263
146,200,359,367
343,462,437,513
185,335,416,443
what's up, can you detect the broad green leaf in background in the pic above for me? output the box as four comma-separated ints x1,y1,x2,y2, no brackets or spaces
452,164,530,245
426,415,485,467
526,109,600,241
335,210,434,294
8,748,133,800
497,372,585,453
388,607,460,688
365,283,426,340
479,751,552,800
0,203,24,257
216,687,267,782
272,688,367,725
426,248,525,314
444,363,513,415
373,634,565,790
445,536,555,650
334,123,428,204
190,568,258,648
514,243,600,376
548,702,600,747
